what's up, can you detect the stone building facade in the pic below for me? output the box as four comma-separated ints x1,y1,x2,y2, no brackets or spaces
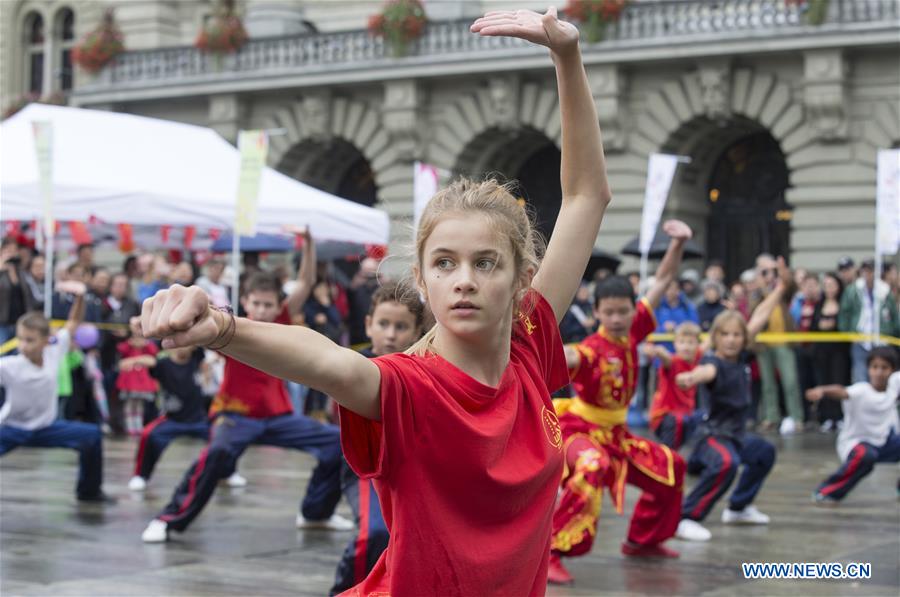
2,0,898,279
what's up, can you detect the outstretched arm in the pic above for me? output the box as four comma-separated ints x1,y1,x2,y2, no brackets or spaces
58,280,86,337
642,343,673,367
675,363,717,390
473,8,611,322
141,285,382,420
643,220,691,310
746,257,790,339
285,227,316,317
805,385,850,402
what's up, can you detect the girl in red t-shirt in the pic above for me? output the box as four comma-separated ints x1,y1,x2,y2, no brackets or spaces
117,317,159,435
140,7,613,596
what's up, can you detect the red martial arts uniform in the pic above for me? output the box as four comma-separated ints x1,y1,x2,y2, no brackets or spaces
552,298,685,556
338,292,568,596
648,349,702,437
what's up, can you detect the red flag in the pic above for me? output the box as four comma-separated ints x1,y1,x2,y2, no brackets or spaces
118,223,135,253
68,221,93,245
365,244,387,261
208,228,221,241
4,220,21,237
184,226,196,249
161,225,172,244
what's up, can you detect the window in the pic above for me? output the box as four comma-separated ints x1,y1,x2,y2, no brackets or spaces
25,11,44,95
56,8,75,91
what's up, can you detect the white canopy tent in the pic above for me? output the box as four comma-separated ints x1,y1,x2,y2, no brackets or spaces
0,104,390,244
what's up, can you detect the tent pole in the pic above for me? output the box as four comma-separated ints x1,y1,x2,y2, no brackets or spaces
43,223,54,319
230,231,240,309
639,252,649,297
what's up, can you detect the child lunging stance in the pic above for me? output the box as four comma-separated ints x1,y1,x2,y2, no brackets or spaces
646,321,704,450
550,220,693,585
0,282,113,502
141,8,612,595
806,346,899,504
330,281,425,595
674,258,791,542
128,342,212,491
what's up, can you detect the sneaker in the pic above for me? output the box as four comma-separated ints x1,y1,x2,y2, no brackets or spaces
813,492,840,507
295,513,354,531
621,541,680,558
819,420,834,433
547,552,574,585
141,519,168,543
223,472,247,488
128,476,147,492
722,505,770,525
675,518,712,542
779,417,797,435
77,491,117,504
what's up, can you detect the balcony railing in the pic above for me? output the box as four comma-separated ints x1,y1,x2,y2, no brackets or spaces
80,0,898,93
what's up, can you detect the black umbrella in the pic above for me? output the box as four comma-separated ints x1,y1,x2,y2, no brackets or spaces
583,248,622,280
621,230,704,260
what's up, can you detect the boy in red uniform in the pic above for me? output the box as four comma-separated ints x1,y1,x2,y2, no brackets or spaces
142,234,352,542
549,220,696,585
646,321,704,449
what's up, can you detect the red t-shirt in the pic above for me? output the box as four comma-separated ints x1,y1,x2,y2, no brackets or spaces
210,305,294,419
649,349,702,428
338,291,568,597
569,298,657,409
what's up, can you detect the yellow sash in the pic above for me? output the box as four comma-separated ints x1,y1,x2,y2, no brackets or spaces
554,397,627,427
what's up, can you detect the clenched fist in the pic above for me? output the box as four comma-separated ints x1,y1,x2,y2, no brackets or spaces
141,284,222,349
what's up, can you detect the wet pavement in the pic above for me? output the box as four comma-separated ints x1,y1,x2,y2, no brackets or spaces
1,429,897,596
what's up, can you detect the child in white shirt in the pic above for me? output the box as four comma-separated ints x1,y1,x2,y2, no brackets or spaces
0,282,114,503
806,346,899,504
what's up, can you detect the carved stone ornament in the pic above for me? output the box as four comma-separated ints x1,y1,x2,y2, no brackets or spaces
697,61,731,121
487,75,519,130
301,93,331,142
803,50,848,141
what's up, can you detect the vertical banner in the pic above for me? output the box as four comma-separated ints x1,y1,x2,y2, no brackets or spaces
874,148,900,341
638,153,680,283
232,130,269,308
875,149,900,255
234,130,269,236
32,121,54,318
413,161,439,238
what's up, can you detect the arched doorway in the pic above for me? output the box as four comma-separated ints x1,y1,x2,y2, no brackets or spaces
662,117,791,283
276,138,377,207
455,127,561,241
706,132,791,279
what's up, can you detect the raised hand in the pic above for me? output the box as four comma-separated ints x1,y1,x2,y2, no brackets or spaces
470,7,579,56
57,280,87,296
141,285,220,349
775,256,791,288
662,219,693,242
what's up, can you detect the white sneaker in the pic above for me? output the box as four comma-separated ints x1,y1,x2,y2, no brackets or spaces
224,472,247,487
779,417,797,435
675,518,712,541
295,513,354,531
141,519,168,543
819,420,834,433
722,505,770,525
128,476,147,492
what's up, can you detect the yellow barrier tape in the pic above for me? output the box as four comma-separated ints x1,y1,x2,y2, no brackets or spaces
4,327,897,357
647,332,900,347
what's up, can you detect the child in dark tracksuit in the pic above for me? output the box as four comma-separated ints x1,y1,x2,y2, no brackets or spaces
128,346,211,491
673,261,790,542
